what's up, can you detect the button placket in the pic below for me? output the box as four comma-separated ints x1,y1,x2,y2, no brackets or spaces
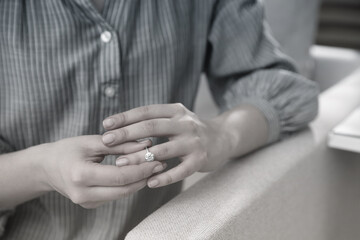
93,12,123,136
98,34,122,124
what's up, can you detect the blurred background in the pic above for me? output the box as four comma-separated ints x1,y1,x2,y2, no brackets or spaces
317,0,360,50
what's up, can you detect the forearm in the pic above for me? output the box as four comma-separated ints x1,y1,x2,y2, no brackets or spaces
0,144,50,210
213,103,269,160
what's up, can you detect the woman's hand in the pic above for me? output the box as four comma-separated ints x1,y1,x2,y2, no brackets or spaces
101,103,237,189
41,135,166,209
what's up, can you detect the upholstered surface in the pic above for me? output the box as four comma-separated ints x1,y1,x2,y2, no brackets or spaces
125,51,360,239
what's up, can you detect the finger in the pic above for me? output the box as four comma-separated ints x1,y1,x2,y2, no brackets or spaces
102,118,182,146
104,139,153,155
147,158,199,188
103,103,187,130
82,135,152,156
85,179,148,203
115,140,189,166
80,161,166,187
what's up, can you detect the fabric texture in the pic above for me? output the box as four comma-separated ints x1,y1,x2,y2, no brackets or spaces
0,0,318,239
91,0,105,12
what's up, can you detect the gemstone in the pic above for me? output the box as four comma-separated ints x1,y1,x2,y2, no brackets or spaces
145,152,154,161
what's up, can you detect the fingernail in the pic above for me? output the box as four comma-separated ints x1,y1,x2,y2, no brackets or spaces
153,164,164,173
116,158,129,167
148,179,159,188
103,118,115,128
138,139,152,146
138,140,150,146
102,133,115,144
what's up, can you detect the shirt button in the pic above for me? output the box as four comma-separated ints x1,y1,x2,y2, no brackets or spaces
101,31,112,43
104,86,116,98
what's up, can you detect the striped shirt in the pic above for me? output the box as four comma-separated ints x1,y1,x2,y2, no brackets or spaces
0,0,318,239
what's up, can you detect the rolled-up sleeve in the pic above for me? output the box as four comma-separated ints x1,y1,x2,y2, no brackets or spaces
204,0,319,144
0,137,15,236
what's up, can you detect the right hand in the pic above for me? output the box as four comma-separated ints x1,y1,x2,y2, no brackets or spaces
40,135,165,209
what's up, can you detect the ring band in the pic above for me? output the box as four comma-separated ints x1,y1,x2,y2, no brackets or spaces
145,147,155,161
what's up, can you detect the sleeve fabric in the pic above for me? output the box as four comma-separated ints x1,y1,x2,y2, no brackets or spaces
0,137,15,237
204,0,319,144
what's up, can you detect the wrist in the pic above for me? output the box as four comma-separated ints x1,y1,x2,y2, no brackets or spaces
199,117,235,172
25,143,54,192
212,113,242,159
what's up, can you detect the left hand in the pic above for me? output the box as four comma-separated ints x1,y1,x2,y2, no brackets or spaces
101,103,233,188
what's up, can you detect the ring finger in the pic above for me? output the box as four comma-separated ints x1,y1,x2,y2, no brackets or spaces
115,140,189,166
102,118,182,146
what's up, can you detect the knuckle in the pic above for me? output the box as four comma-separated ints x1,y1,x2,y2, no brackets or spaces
181,116,199,135
90,136,109,154
174,103,186,115
116,113,127,125
192,136,202,147
143,120,157,133
194,151,208,167
140,105,151,117
188,120,198,133
164,172,173,185
70,169,86,185
118,128,129,140
70,190,86,205
188,110,197,118
197,151,208,165
174,102,185,109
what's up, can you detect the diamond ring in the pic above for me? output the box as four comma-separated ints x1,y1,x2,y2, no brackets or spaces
145,147,155,161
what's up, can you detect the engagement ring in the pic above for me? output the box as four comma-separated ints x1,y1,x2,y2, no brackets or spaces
145,147,155,161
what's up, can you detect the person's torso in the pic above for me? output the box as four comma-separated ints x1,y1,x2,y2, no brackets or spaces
0,1,215,239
